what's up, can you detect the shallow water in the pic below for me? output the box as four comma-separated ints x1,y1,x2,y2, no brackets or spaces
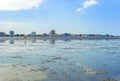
0,38,120,81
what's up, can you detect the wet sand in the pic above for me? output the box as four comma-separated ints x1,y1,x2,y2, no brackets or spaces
0,64,47,81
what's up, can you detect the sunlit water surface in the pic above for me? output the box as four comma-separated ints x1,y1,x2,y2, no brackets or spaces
0,38,120,81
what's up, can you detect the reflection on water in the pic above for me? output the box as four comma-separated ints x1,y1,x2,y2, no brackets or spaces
31,38,36,43
0,39,6,43
0,37,73,45
0,37,117,45
0,38,120,81
49,38,55,44
9,39,14,44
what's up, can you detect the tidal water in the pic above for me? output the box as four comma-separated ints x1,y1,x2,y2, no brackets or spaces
0,38,120,81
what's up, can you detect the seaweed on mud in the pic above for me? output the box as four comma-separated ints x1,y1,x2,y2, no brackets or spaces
30,66,49,72
49,69,57,74
61,47,77,50
63,72,68,78
41,56,67,64
95,70,109,75
10,56,22,59
102,78,117,81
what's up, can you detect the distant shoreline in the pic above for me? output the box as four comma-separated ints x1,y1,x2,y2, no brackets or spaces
0,36,120,39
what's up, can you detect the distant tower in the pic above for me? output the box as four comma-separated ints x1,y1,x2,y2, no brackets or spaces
49,30,56,36
9,31,14,36
31,32,36,36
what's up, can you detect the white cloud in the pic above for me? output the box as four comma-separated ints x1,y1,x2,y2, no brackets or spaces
76,8,82,12
83,0,98,8
76,0,98,13
0,0,43,11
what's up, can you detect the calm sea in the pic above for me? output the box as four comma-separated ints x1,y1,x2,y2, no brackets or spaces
0,38,120,81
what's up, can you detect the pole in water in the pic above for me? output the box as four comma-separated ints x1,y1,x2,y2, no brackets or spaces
25,36,26,45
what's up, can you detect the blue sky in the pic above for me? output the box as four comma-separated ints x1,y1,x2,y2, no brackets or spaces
0,0,120,35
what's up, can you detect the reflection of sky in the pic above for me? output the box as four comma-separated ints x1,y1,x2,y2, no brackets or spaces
0,39,120,81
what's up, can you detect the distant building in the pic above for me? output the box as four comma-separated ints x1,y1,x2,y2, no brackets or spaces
61,33,71,36
49,30,56,36
81,34,95,37
9,31,14,36
42,33,48,36
80,34,88,37
31,32,36,36
0,32,6,36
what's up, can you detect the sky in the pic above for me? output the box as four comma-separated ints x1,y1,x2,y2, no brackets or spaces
0,0,120,35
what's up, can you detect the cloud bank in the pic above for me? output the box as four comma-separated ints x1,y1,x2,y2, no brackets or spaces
76,0,98,12
0,0,43,11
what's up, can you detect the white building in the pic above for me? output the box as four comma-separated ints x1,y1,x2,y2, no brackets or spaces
49,30,56,36
31,32,36,36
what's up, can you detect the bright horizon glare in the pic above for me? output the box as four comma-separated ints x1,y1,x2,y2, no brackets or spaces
0,0,120,35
